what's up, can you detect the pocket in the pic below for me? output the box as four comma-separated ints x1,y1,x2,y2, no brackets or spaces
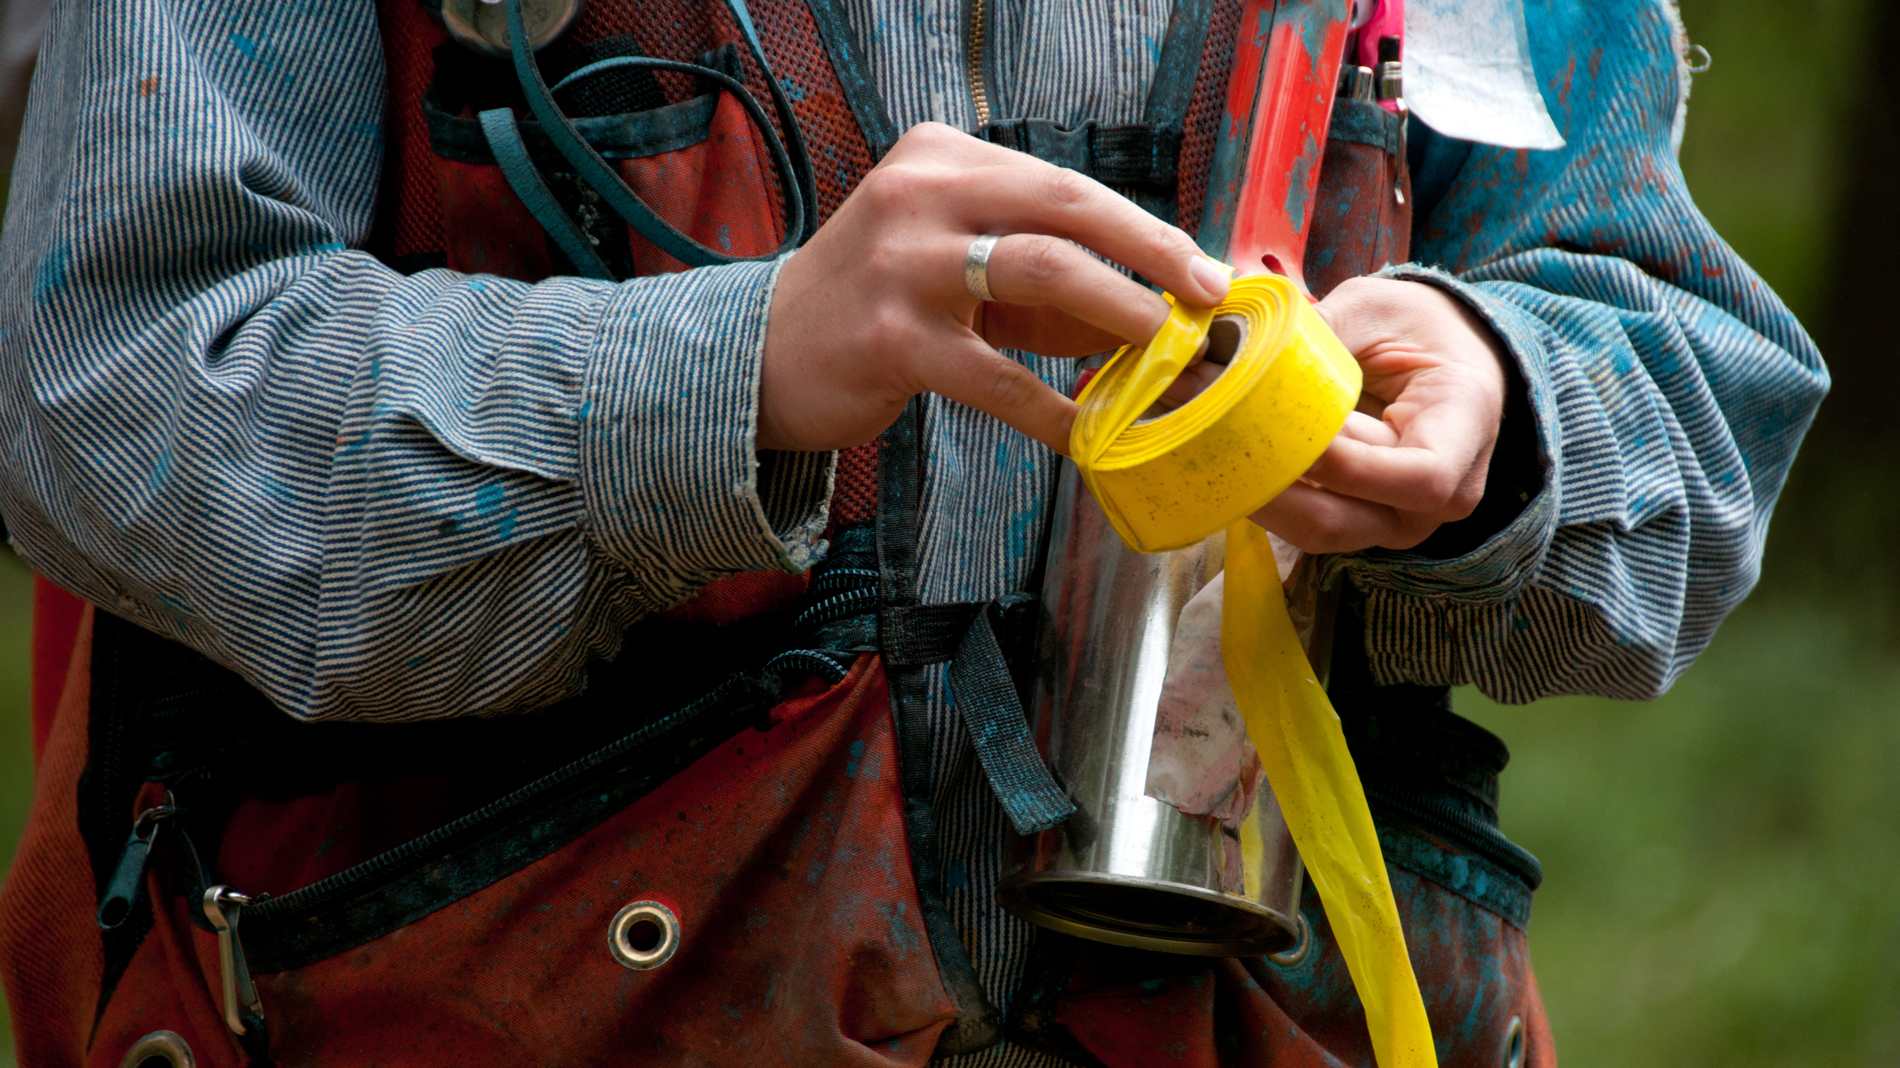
423,42,785,282
87,657,957,1068
1305,97,1413,299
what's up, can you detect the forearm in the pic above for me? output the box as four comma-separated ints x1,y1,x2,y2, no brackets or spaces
1331,256,1823,701
1,0,827,722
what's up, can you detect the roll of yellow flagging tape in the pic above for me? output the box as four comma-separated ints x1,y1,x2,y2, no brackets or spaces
1071,272,1438,1068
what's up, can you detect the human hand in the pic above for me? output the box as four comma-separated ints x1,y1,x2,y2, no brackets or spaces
1248,277,1510,553
758,122,1230,454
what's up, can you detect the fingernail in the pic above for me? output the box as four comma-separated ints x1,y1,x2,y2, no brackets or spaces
1188,256,1231,302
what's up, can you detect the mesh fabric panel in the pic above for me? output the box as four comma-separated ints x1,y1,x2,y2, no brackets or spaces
831,440,880,528
376,0,451,260
1176,0,1242,242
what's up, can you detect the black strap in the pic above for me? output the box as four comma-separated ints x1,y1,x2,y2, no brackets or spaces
875,400,1003,1055
1143,0,1215,126
950,609,1075,835
976,120,1181,190
803,0,900,158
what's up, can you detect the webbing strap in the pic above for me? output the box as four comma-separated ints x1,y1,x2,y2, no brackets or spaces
976,120,1181,190
875,401,1002,1054
878,602,981,666
1144,0,1215,125
803,0,900,159
950,610,1076,835
477,108,615,280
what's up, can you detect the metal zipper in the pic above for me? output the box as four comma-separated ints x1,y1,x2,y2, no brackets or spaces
966,0,992,127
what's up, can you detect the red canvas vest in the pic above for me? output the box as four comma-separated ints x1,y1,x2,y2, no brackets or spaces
0,4,1563,1068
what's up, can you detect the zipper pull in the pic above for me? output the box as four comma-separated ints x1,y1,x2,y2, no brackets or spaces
97,797,175,929
202,886,265,1036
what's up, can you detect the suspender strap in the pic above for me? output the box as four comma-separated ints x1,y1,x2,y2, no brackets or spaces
972,0,1212,224
1145,0,1217,127
875,400,1003,1055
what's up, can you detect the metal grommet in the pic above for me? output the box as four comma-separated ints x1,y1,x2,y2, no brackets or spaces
1265,912,1312,967
1503,1014,1526,1068
119,1030,195,1068
608,900,681,970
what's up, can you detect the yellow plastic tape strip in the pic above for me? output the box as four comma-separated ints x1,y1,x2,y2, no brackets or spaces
1070,273,1437,1068
1071,275,1358,553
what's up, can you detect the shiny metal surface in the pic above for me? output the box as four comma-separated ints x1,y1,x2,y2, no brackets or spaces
1266,913,1313,967
997,465,1304,956
118,1031,194,1068
963,234,1000,302
441,0,584,57
1341,64,1376,101
202,887,263,1036
608,900,682,970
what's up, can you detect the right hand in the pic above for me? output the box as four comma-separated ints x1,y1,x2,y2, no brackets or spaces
758,122,1231,455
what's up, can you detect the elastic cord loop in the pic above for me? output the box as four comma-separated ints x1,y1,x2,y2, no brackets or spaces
477,108,615,280
504,0,810,267
722,0,818,240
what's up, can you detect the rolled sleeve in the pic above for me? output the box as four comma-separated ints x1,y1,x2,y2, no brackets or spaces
1328,265,1562,606
579,257,833,610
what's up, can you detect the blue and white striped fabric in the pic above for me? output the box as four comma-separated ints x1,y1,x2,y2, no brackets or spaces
0,0,1827,1064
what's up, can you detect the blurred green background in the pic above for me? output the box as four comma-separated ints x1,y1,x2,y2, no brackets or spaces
2,0,1897,1064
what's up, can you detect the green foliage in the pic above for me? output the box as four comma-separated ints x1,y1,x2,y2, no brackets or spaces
0,555,36,1068
1462,4,1900,1061
1673,0,1873,326
1461,597,1900,1066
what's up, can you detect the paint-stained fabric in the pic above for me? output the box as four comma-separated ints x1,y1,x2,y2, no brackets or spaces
0,1,1827,1065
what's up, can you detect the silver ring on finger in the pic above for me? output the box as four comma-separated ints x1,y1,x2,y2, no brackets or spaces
964,234,1001,302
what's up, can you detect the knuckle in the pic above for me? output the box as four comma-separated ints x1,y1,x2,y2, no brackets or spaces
1442,487,1482,522
865,306,919,360
986,362,1033,410
861,163,936,215
1382,520,1436,551
1144,223,1191,265
1042,168,1093,211
898,121,956,152
1014,235,1069,289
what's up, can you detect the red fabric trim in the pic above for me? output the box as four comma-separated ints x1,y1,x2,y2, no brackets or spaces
1,605,99,1068
30,576,87,768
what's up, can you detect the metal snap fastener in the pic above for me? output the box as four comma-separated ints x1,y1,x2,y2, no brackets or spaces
608,900,681,970
440,0,583,57
1266,912,1312,967
1503,1014,1525,1068
119,1030,194,1068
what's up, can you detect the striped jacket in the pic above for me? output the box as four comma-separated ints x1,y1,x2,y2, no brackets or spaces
0,0,1827,1055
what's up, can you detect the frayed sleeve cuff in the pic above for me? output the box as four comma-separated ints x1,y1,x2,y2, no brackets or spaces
578,258,833,608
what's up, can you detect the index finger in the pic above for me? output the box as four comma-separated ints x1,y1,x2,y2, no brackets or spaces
901,128,1230,308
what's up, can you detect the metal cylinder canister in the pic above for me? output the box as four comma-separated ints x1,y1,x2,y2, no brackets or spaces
996,465,1305,957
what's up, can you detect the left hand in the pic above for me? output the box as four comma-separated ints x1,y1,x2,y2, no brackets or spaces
1246,277,1510,553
